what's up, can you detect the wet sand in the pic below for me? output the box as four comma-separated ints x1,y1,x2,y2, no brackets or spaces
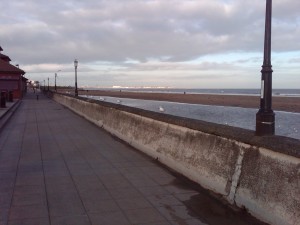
78,90,300,113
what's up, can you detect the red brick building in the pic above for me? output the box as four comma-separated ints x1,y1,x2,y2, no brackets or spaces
0,46,27,99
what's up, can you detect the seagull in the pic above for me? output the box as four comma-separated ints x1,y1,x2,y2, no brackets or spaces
117,99,122,104
159,106,165,112
99,97,105,101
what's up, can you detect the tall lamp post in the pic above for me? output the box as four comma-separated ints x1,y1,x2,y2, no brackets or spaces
256,0,275,136
55,70,61,92
74,59,78,97
47,77,49,91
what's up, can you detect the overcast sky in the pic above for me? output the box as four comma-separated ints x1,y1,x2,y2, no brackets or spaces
1,0,299,89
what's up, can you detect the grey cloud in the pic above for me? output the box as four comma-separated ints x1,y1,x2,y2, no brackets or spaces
235,57,261,64
1,0,299,65
289,58,300,63
119,61,237,72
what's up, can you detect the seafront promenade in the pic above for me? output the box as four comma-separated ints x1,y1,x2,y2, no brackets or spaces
0,92,266,225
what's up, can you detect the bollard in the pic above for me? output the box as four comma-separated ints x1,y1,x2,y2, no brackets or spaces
0,91,6,108
8,91,13,102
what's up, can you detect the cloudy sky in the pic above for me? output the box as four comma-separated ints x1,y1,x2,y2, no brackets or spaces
1,0,299,89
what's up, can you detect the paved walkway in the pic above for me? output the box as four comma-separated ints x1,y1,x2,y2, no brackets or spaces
0,92,266,225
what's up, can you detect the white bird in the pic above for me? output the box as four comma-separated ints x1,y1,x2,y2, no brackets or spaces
99,97,105,101
159,106,165,112
117,99,122,104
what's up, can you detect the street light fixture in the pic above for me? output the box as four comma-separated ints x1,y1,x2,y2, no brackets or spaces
256,0,275,136
55,70,61,92
74,59,78,97
47,77,49,91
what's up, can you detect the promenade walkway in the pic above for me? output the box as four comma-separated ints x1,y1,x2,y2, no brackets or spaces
0,92,266,225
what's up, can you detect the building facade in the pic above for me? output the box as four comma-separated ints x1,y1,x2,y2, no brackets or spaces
0,47,26,99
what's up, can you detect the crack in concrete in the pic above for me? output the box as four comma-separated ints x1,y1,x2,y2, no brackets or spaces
228,146,245,204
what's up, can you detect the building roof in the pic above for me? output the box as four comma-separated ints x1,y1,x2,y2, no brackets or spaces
0,59,25,75
0,53,11,62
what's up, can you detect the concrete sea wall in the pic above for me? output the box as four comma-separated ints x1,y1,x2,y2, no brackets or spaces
52,93,300,225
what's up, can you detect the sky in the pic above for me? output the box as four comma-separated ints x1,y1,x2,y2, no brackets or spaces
0,0,299,89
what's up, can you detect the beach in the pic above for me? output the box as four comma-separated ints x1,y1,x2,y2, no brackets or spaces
78,90,300,113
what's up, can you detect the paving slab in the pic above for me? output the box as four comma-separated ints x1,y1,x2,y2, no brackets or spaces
0,91,268,225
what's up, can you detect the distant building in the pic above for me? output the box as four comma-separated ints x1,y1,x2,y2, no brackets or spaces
0,46,27,99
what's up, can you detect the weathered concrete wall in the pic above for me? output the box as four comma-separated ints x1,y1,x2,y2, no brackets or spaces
235,148,300,225
53,93,300,225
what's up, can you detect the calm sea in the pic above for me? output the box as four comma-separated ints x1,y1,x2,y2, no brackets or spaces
94,88,300,97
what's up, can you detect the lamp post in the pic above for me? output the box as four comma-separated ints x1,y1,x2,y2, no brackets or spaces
44,80,45,91
74,59,78,97
256,0,275,136
47,77,49,91
55,70,61,92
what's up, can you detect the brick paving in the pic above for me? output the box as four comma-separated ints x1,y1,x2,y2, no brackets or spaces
0,91,266,225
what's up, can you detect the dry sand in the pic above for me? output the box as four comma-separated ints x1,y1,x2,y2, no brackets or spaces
78,90,300,113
